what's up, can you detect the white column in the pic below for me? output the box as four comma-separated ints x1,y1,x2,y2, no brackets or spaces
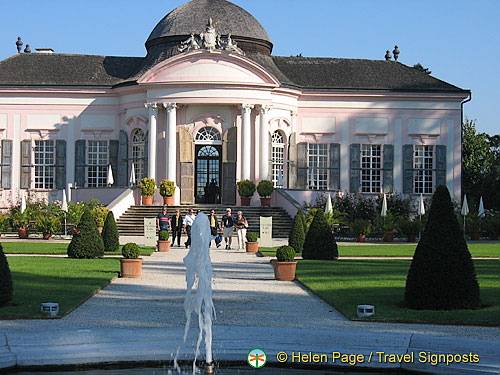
145,103,158,181
394,118,403,193
240,104,254,180
290,111,297,134
12,114,21,191
259,105,272,180
164,103,177,183
66,115,75,186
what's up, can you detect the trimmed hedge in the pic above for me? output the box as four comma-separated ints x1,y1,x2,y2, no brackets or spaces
122,243,140,259
102,211,119,252
0,244,13,307
302,209,338,260
276,245,296,262
159,230,170,241
405,185,480,310
246,232,258,242
289,210,305,252
67,209,104,259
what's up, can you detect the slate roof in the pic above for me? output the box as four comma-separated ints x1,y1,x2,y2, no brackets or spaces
0,51,467,94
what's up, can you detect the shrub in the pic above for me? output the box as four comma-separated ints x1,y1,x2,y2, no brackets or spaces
276,245,296,262
102,211,119,252
159,179,176,197
237,179,256,198
405,185,480,310
256,180,274,197
246,231,258,242
303,210,338,260
483,216,500,239
0,244,13,307
159,230,170,241
67,202,87,226
37,215,60,235
92,206,109,227
67,209,104,259
139,177,156,196
289,210,305,252
349,219,371,236
397,218,422,237
376,193,411,219
10,210,30,229
122,243,140,259
0,215,10,232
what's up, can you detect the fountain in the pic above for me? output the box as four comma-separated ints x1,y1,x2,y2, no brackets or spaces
174,212,216,374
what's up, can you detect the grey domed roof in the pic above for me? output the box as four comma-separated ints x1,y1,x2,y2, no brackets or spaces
147,0,272,44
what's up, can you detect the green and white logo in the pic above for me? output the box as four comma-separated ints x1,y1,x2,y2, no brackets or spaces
247,348,267,368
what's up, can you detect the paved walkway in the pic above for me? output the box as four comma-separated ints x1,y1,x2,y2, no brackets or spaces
1,245,499,373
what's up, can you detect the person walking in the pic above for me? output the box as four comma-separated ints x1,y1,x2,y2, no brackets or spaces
156,206,171,238
209,209,221,248
221,208,234,250
171,209,183,247
234,210,248,251
183,208,196,248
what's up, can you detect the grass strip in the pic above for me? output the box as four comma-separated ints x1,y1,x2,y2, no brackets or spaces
2,242,155,256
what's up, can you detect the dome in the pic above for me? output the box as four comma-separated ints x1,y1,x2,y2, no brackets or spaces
146,0,273,54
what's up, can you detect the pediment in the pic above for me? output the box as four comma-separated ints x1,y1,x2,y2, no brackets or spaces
138,50,280,87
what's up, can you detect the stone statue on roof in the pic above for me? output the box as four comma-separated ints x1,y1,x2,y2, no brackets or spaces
178,32,201,53
223,33,243,55
200,18,218,51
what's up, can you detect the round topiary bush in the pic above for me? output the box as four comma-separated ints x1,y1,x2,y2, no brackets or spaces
102,211,119,252
256,180,274,197
237,179,256,198
67,209,104,259
289,210,305,252
276,245,296,262
246,232,258,242
159,230,170,241
122,243,140,259
405,185,480,310
139,177,156,196
0,243,13,307
303,209,338,260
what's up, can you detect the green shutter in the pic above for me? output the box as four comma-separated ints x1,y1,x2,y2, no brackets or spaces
109,140,119,187
117,130,128,187
1,140,12,189
20,140,31,189
55,140,66,189
75,140,86,188
403,144,414,194
329,143,340,190
383,144,394,193
436,145,446,188
350,143,360,193
296,142,307,189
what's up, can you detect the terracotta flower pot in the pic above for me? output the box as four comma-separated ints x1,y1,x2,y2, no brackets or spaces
240,197,251,206
162,196,174,206
157,240,171,252
17,227,29,239
273,261,297,281
469,230,480,241
120,258,143,278
142,196,153,206
383,231,394,242
246,241,259,253
357,235,366,243
43,233,53,240
260,197,271,207
407,234,417,242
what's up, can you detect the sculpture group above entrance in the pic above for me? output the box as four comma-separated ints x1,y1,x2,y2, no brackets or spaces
178,18,244,55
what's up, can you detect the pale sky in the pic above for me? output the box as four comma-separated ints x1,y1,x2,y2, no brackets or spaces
0,0,498,135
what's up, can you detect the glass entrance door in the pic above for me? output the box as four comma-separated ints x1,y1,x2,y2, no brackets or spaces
195,145,222,204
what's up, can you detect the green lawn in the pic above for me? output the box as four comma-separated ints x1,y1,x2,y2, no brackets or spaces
295,259,499,326
1,242,155,256
259,243,500,258
1,257,120,318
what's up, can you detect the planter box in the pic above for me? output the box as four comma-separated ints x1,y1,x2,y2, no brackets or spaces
17,227,29,239
357,235,366,243
157,240,171,252
162,196,174,206
246,241,258,253
240,197,251,206
383,231,394,242
120,258,143,278
260,197,271,207
272,261,297,281
142,196,153,206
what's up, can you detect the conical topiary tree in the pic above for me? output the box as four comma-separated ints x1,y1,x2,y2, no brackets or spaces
0,243,13,307
289,210,305,253
405,185,480,310
102,211,119,252
302,209,338,260
68,209,104,259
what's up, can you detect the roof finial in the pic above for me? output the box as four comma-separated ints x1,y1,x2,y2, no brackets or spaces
385,50,392,61
16,37,23,53
24,44,31,53
393,45,400,61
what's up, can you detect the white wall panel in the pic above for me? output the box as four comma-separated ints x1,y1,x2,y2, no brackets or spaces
301,117,336,133
26,114,61,130
355,118,388,134
408,118,441,135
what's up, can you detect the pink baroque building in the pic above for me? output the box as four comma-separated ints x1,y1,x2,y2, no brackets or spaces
0,0,470,211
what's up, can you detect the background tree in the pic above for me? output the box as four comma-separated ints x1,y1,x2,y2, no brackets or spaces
413,62,431,74
0,244,13,307
102,211,119,252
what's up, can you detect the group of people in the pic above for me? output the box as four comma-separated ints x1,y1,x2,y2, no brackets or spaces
156,206,248,250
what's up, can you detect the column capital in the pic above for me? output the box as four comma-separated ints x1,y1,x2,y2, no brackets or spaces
240,104,254,112
163,102,177,112
259,104,273,114
144,102,159,112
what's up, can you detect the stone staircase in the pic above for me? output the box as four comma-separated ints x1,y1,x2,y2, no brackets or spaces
116,205,293,237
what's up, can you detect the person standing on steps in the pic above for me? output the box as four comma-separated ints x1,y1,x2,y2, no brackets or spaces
234,210,248,251
221,208,234,250
157,206,171,239
183,208,196,248
171,209,183,247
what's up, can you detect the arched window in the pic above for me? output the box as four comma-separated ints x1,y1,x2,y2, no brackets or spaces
131,128,146,182
195,126,222,144
271,131,285,188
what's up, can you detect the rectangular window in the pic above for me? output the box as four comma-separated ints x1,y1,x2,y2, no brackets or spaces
361,144,381,193
87,140,108,187
414,145,433,194
308,143,328,190
34,140,55,189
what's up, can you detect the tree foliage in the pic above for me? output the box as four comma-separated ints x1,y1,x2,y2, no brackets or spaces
0,244,13,307
405,186,480,310
67,209,104,259
303,210,338,260
289,210,305,253
102,211,119,252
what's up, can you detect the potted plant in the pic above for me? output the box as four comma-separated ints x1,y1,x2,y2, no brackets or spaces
159,179,176,205
483,216,500,240
139,177,156,206
37,215,60,240
257,179,274,207
349,219,371,242
382,212,397,242
272,245,297,281
158,230,171,252
120,243,142,278
466,214,481,240
92,206,109,233
245,231,259,253
0,215,9,238
397,218,422,242
11,210,30,239
237,179,255,206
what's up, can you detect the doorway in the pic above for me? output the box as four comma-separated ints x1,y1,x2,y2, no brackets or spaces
195,145,222,204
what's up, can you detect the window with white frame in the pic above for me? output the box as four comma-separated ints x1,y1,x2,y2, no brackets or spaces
361,144,381,193
131,129,146,182
414,145,433,194
271,131,285,188
308,143,328,190
87,140,107,187
34,140,55,189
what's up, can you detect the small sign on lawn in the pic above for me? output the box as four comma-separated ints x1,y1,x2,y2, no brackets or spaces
144,218,156,246
259,216,272,247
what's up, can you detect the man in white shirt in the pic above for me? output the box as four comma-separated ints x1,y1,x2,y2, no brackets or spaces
183,208,196,248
